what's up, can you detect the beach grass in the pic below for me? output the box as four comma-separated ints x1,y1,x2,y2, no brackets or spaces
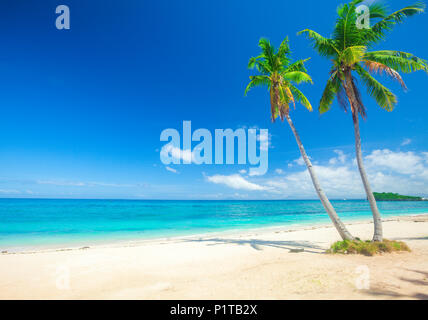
327,239,411,256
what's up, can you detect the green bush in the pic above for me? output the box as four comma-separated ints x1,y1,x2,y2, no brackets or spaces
327,239,410,256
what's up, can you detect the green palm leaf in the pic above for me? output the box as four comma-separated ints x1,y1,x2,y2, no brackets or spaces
340,46,367,65
282,71,313,84
319,75,342,114
371,2,426,40
297,29,339,57
244,75,270,96
285,58,310,73
355,64,397,111
289,84,312,111
364,50,428,73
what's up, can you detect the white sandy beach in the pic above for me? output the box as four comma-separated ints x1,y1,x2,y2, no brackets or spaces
0,215,427,300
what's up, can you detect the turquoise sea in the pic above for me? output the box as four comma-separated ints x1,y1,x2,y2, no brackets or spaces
1,198,428,250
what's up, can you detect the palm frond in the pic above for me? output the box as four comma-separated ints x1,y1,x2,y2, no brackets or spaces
319,74,341,114
363,60,407,89
297,29,339,57
248,56,272,74
248,56,258,69
364,50,428,73
349,75,367,119
282,71,313,84
368,2,389,19
371,2,426,41
340,46,367,65
289,84,312,111
284,86,295,109
285,58,310,73
355,64,397,111
333,2,364,49
278,37,291,66
244,75,270,96
258,38,276,68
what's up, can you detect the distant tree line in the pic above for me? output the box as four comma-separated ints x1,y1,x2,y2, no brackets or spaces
373,192,423,201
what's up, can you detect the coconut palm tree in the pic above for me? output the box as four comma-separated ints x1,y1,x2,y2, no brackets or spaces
245,37,354,240
298,0,428,241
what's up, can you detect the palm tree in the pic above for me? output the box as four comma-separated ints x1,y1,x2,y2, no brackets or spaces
299,0,428,241
245,37,354,240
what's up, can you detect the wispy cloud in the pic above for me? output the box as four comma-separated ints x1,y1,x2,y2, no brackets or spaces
257,132,272,151
0,189,20,194
328,150,347,165
37,180,86,187
160,144,195,163
288,156,306,167
36,180,142,188
206,174,268,191
401,138,412,146
165,166,179,174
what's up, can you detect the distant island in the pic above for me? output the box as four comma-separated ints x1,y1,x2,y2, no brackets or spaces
373,192,425,201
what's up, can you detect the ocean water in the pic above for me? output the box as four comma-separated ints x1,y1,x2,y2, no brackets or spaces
1,198,427,250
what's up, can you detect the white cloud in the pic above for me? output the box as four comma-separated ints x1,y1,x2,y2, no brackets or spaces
284,165,363,197
401,138,412,146
160,144,195,163
239,169,247,174
0,189,20,194
204,149,428,199
422,153,428,168
329,150,347,165
165,166,179,174
365,149,424,175
36,180,139,188
266,149,428,198
37,180,86,187
88,182,138,188
232,193,249,199
248,168,267,177
206,174,268,191
257,132,272,151
288,157,305,168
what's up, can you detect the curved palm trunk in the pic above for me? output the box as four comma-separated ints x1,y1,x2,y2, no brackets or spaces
351,111,383,241
285,114,354,240
344,71,383,242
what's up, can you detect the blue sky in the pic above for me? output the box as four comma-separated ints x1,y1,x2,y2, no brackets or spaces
0,0,427,199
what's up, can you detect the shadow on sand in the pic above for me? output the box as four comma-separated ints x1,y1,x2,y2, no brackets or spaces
392,236,428,241
182,238,325,254
366,268,428,300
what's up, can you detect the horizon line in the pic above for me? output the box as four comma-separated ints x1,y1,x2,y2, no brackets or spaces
0,197,367,201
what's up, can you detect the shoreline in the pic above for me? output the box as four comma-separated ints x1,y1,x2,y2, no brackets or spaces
3,213,427,255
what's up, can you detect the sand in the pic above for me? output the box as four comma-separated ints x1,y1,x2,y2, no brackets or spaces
0,215,427,300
